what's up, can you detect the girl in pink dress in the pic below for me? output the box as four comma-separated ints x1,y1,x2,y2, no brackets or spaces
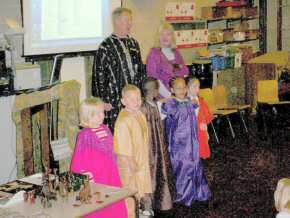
70,97,128,218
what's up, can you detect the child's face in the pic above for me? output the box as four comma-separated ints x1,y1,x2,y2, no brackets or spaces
121,90,142,112
188,81,200,97
145,81,159,99
171,79,187,99
89,104,105,128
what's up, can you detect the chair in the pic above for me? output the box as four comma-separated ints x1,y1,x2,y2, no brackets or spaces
256,80,290,141
200,88,238,140
212,85,250,133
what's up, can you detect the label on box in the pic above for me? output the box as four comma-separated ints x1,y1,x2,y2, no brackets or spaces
166,2,196,20
175,29,208,49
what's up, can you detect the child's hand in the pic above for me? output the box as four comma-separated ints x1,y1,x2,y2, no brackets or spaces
104,103,113,111
192,99,199,105
200,123,207,131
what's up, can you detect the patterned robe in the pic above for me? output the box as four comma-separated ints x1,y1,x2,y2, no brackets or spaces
92,34,146,131
141,101,174,211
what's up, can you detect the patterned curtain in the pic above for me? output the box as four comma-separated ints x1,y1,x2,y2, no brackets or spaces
245,63,276,107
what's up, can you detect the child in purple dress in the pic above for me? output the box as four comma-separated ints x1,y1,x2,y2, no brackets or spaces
161,77,211,206
70,97,128,218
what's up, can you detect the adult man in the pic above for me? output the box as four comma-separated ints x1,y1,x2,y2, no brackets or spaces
92,7,146,131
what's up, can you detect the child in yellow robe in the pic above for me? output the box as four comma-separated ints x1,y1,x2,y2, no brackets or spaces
114,84,153,218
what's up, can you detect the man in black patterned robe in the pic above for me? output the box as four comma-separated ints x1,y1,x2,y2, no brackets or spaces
92,7,146,131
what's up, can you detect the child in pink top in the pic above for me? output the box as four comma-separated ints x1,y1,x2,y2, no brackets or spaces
71,97,128,218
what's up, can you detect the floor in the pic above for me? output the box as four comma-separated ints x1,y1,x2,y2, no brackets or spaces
154,114,290,218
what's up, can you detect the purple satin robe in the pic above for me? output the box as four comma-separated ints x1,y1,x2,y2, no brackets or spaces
162,98,211,206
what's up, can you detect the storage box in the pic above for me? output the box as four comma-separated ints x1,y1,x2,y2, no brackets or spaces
226,7,242,18
166,2,196,20
226,56,235,69
234,52,242,68
246,29,259,40
165,2,181,20
208,29,224,44
245,6,258,17
233,31,246,41
201,7,213,19
213,7,227,18
223,30,234,42
211,56,227,71
180,2,196,19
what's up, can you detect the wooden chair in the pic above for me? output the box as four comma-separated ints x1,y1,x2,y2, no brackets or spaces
213,85,250,133
200,88,238,140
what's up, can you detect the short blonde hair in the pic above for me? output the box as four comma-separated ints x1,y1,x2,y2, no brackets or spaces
112,7,132,21
187,77,200,86
79,97,104,127
274,178,290,212
121,84,140,98
154,22,176,48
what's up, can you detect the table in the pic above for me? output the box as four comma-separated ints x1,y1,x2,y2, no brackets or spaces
0,183,138,218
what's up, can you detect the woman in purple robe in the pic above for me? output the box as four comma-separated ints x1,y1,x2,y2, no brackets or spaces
161,77,211,206
146,22,189,97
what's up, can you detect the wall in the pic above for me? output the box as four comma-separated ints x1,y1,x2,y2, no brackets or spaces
267,0,278,52
282,0,290,50
123,0,219,64
266,0,290,52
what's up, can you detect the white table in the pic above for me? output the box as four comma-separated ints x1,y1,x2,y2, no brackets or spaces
0,183,138,218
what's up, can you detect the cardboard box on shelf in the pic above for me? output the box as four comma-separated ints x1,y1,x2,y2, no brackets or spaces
208,29,224,44
245,6,258,17
166,2,196,20
234,52,242,68
201,7,213,19
180,2,196,19
246,29,259,40
233,31,246,41
192,29,208,47
223,30,234,42
165,2,181,20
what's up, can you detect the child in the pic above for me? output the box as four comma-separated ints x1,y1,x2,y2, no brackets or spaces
187,77,214,159
70,97,128,218
114,84,152,218
274,178,290,218
141,77,174,211
161,77,211,206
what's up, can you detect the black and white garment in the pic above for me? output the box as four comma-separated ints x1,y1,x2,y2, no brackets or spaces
92,34,146,131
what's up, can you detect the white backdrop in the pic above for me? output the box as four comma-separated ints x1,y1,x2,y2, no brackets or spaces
0,95,17,185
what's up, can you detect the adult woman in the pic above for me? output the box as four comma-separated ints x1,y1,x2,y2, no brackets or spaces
146,22,189,97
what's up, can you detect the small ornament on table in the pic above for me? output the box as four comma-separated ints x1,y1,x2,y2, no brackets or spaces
58,177,69,202
23,191,28,202
79,176,92,204
53,168,59,190
28,190,36,204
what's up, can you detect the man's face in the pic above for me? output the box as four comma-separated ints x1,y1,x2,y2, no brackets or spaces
114,12,132,35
